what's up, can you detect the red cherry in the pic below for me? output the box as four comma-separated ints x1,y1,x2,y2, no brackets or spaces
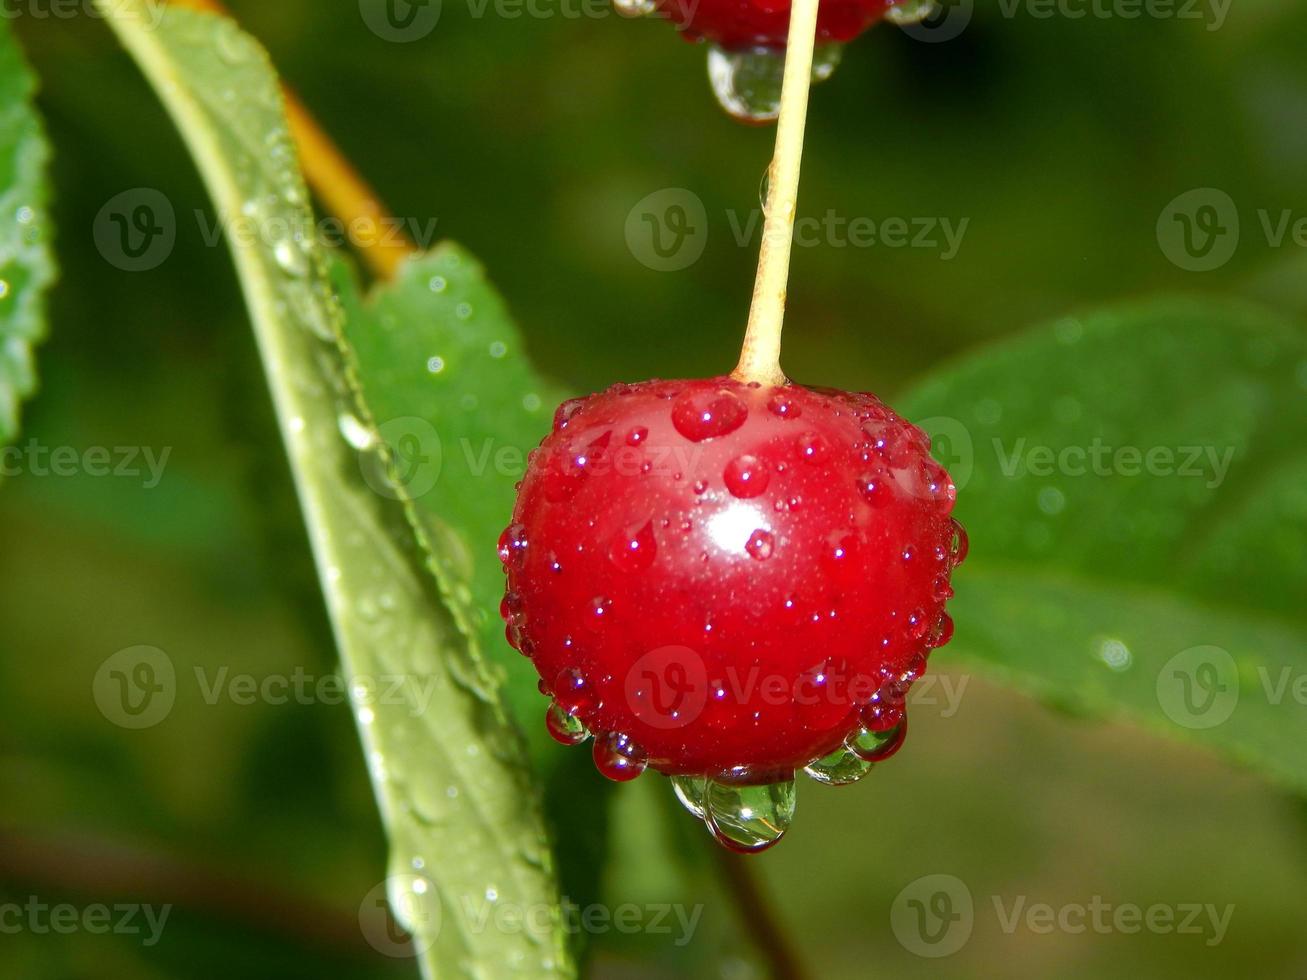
500,377,962,781
657,0,904,51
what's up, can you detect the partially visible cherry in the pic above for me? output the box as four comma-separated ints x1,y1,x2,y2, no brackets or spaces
656,0,904,50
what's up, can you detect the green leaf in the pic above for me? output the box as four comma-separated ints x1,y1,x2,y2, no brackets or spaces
899,297,1307,792
331,248,567,738
0,18,55,447
92,3,572,977
331,250,618,955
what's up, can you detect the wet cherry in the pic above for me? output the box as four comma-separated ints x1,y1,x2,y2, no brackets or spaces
499,378,963,787
657,0,903,50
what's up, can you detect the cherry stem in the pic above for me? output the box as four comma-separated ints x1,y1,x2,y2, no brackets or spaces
731,0,821,388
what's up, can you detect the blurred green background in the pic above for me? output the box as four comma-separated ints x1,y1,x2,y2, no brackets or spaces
4,0,1307,977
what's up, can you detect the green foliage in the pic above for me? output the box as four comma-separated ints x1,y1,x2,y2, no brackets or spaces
0,17,54,446
91,2,571,976
902,298,1307,791
332,248,567,739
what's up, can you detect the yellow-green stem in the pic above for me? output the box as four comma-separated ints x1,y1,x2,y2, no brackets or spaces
731,0,821,387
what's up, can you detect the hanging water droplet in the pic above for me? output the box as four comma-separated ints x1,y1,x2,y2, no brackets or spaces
545,701,590,745
612,0,657,16
593,732,647,781
803,745,873,785
671,775,708,819
949,517,969,565
886,0,938,26
847,719,907,763
708,43,847,123
810,43,844,82
708,46,785,123
705,776,796,853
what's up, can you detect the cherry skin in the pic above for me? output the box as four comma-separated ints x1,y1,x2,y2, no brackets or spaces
499,377,963,782
656,0,904,51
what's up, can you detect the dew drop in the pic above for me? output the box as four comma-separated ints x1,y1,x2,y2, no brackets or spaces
612,0,657,14
554,667,599,716
885,0,937,24
626,426,648,446
273,238,309,277
705,777,796,853
499,592,522,620
545,701,590,746
798,432,828,464
707,44,846,123
428,275,447,293
949,518,969,565
927,611,955,649
745,529,775,561
426,356,446,374
497,523,528,567
767,391,802,419
608,521,657,572
553,397,587,432
857,471,890,506
593,732,647,782
708,46,785,123
803,746,873,785
847,719,907,763
671,387,748,442
861,694,905,734
671,775,708,819
337,413,377,451
723,455,770,498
